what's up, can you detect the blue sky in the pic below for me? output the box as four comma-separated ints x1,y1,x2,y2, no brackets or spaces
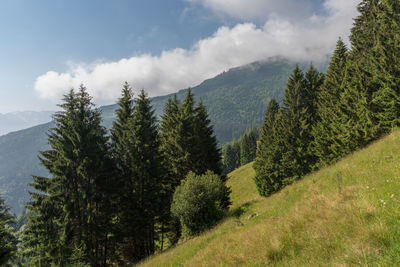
0,0,359,113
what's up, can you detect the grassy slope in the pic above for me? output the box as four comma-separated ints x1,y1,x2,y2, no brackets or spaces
140,130,400,266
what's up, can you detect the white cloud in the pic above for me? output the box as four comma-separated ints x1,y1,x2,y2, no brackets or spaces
35,0,360,104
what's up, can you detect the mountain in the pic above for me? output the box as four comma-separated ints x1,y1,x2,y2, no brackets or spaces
0,59,311,214
139,129,400,266
100,59,300,143
0,111,54,136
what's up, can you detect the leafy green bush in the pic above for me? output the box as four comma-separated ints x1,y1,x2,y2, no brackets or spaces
171,171,229,238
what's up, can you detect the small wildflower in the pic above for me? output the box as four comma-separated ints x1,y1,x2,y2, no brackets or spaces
380,199,384,203
366,186,369,189
391,194,394,198
386,180,390,183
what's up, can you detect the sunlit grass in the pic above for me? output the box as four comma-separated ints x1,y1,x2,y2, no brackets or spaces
139,129,400,266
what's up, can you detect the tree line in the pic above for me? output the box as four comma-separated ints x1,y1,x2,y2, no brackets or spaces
222,127,259,175
8,84,231,266
254,0,400,196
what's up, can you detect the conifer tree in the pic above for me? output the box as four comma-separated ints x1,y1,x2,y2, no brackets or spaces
111,82,135,154
253,99,281,196
337,0,381,152
193,100,223,175
160,89,231,241
231,139,241,169
25,86,115,266
371,0,400,134
240,129,258,166
312,38,349,166
279,66,309,184
119,90,164,262
222,144,236,174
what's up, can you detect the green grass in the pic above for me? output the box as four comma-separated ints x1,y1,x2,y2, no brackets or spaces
139,129,400,266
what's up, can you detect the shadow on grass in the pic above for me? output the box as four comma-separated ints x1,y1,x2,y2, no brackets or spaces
229,200,258,218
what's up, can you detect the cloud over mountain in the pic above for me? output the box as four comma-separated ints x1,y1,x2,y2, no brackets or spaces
35,0,360,104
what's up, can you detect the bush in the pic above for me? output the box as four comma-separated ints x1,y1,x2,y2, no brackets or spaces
171,171,229,238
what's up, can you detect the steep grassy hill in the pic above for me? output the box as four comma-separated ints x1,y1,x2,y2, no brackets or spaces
0,59,300,214
139,130,400,266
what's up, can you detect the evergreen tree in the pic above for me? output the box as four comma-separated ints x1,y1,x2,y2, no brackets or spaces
0,195,16,265
253,99,281,196
303,64,324,168
231,140,241,169
312,38,349,166
222,144,236,174
193,100,223,176
371,0,400,134
279,66,309,184
160,89,231,241
111,82,135,154
240,129,258,166
118,90,164,262
25,86,115,266
337,0,381,152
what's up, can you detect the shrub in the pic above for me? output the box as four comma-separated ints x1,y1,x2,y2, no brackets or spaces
171,171,229,238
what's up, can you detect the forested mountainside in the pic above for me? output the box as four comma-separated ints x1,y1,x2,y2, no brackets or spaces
0,59,302,214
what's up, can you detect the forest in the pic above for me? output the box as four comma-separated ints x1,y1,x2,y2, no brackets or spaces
0,0,399,265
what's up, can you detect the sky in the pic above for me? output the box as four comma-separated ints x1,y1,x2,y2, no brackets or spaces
0,0,360,113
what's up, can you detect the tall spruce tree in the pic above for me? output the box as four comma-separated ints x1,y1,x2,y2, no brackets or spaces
253,99,281,196
312,38,349,166
193,100,223,176
118,90,164,262
371,0,400,134
279,66,309,184
110,83,138,263
337,0,381,152
25,86,115,266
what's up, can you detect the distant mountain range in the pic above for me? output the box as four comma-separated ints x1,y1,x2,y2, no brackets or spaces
0,111,54,136
0,58,326,214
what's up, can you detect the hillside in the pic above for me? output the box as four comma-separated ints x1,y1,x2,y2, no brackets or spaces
139,130,400,266
0,59,300,214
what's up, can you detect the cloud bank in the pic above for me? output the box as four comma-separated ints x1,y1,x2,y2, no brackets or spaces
35,0,360,104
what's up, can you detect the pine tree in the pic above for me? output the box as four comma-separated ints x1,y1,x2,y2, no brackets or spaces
253,99,281,196
222,144,236,174
118,90,164,262
371,0,400,134
0,195,16,265
231,139,241,169
240,129,258,166
193,100,223,175
111,82,135,155
25,86,115,266
303,64,324,168
337,0,381,152
279,66,308,184
312,38,349,166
